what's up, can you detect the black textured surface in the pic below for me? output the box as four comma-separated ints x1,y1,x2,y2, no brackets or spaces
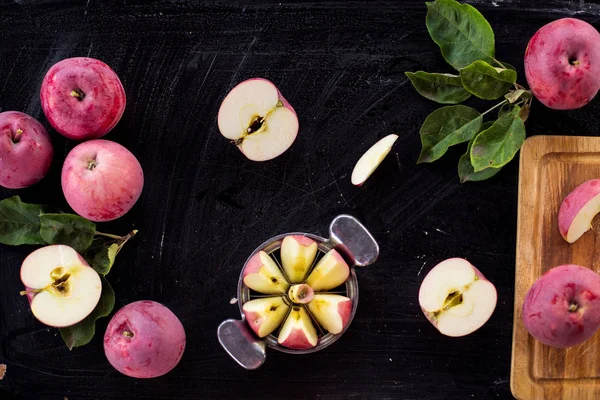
1,1,599,399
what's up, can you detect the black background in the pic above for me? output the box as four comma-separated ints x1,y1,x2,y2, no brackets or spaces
1,1,599,399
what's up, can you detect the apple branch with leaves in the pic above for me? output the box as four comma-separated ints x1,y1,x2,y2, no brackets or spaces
406,0,532,182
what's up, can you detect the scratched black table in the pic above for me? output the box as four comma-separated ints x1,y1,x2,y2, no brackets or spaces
1,1,599,399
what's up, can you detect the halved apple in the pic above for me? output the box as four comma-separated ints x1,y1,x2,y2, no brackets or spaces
242,296,290,338
280,235,318,283
243,251,289,294
305,249,349,291
351,134,399,186
307,294,352,334
558,179,600,243
20,245,102,328
418,258,497,337
277,306,318,349
217,78,299,161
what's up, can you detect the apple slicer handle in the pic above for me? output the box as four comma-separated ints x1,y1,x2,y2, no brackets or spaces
218,319,266,370
328,214,379,267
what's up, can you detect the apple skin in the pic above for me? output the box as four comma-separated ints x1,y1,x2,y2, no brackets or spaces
40,57,126,140
61,139,143,222
0,111,53,189
524,18,600,110
523,265,600,348
104,300,186,378
558,179,600,243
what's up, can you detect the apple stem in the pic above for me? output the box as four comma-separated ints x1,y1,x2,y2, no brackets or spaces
11,128,23,144
19,289,41,296
70,88,86,101
568,303,579,312
87,159,98,170
122,330,134,338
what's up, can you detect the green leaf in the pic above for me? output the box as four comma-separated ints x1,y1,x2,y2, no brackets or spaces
426,0,495,70
405,71,471,104
92,243,119,275
505,89,531,104
40,213,96,254
460,60,517,100
458,121,501,182
470,107,526,172
418,105,482,163
0,196,61,246
59,276,115,350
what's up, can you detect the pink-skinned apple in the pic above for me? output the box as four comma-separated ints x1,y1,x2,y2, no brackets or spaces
242,296,290,338
525,18,600,110
104,300,186,378
277,306,318,350
305,249,349,292
307,294,352,334
61,139,143,222
242,251,290,294
558,178,600,243
0,111,53,189
280,235,318,283
40,57,126,140
218,78,299,161
523,264,600,348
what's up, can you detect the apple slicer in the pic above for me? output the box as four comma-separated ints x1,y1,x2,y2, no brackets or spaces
217,214,379,369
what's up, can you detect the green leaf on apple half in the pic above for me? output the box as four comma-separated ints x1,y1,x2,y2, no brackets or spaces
40,213,96,254
460,60,517,100
470,106,526,172
426,0,495,70
418,105,482,163
405,71,471,104
0,196,58,246
458,121,501,183
59,276,115,350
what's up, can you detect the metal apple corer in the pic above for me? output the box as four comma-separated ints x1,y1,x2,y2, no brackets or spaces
217,214,379,369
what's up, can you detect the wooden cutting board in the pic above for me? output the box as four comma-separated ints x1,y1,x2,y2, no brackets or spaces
512,136,600,400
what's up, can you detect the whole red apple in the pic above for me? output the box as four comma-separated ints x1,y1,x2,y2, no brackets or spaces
61,139,143,222
524,18,600,110
104,301,186,378
40,57,126,140
522,264,600,348
0,111,53,189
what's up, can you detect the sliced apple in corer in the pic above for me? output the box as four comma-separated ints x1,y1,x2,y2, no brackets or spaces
217,78,299,161
351,134,399,186
278,306,318,349
280,235,318,283
558,178,600,243
243,251,289,294
242,296,290,338
305,249,349,291
418,258,497,337
307,294,352,334
20,245,102,328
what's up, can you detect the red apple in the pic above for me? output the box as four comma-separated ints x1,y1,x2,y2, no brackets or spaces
525,18,600,110
104,301,186,378
0,111,53,189
558,179,600,243
40,57,126,140
523,265,600,348
61,139,144,222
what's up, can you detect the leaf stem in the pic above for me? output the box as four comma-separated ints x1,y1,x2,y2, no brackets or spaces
95,231,124,240
481,99,508,116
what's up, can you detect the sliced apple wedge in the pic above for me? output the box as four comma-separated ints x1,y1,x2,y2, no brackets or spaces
20,245,102,328
242,296,290,338
558,179,600,243
305,249,349,291
307,294,352,334
218,78,299,161
277,306,318,349
280,235,318,283
243,251,289,294
418,258,497,337
351,134,399,186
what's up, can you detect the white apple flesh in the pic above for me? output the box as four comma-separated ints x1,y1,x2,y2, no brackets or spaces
305,249,350,291
351,134,399,186
242,251,290,294
418,258,497,337
307,294,352,334
277,306,318,350
242,296,290,338
218,78,299,161
280,235,318,283
558,179,600,243
20,245,102,327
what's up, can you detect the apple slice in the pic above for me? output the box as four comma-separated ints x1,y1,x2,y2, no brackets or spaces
307,294,352,334
418,258,497,337
277,306,318,349
242,296,290,338
243,251,289,294
305,249,349,291
351,134,399,186
280,235,318,283
558,179,600,243
218,78,299,161
20,245,102,328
